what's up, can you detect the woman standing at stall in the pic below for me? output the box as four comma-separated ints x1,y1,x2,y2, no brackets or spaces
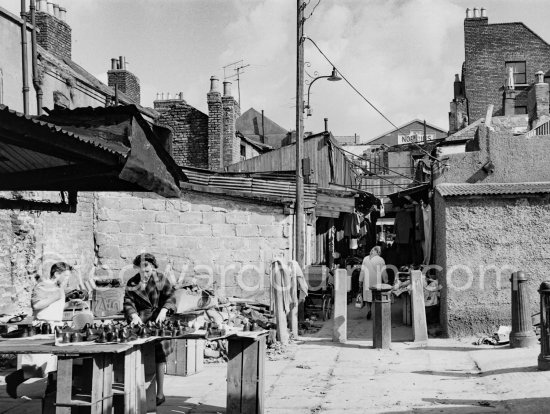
5,262,73,398
123,253,176,406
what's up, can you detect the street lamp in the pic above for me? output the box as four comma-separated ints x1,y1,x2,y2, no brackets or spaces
305,67,342,116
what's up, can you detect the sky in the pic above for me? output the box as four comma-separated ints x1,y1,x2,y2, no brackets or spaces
4,0,550,142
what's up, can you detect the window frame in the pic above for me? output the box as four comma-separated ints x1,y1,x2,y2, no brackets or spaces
505,61,527,85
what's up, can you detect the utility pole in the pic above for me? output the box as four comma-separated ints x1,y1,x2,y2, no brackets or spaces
296,0,305,270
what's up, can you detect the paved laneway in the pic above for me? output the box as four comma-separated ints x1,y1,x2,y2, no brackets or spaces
1,304,549,413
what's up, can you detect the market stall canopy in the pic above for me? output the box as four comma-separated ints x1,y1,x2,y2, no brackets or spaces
0,105,186,197
387,183,430,207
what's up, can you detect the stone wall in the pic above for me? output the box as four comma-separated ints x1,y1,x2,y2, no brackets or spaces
94,191,292,303
434,122,550,185
0,191,95,314
463,16,550,122
0,189,293,311
435,192,550,337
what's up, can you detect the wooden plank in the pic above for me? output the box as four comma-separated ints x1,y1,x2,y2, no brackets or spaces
134,346,147,414
175,339,187,376
124,349,137,414
102,353,113,414
142,342,157,412
241,338,259,414
186,339,196,375
257,336,266,414
410,270,428,343
165,339,177,375
196,339,204,373
90,354,105,414
55,357,73,414
226,337,243,414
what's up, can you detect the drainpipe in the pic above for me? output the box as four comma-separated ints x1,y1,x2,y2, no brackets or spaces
20,0,30,115
30,0,42,115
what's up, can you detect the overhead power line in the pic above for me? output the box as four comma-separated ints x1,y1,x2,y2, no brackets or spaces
305,36,443,164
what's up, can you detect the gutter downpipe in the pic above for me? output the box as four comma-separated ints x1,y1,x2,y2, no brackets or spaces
30,0,42,115
20,0,30,115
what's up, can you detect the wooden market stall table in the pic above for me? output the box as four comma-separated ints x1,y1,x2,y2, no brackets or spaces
0,336,161,414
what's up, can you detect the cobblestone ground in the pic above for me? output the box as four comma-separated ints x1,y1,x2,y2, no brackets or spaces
1,304,549,413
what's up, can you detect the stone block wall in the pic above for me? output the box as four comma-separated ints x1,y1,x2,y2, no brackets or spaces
0,191,95,314
435,192,550,337
463,16,550,123
94,191,292,303
155,100,208,168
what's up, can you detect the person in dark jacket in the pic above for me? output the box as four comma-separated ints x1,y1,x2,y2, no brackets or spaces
124,253,176,406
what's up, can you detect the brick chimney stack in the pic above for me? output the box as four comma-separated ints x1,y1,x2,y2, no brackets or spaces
222,81,241,167
528,71,550,129
33,2,71,60
107,56,141,104
207,76,223,170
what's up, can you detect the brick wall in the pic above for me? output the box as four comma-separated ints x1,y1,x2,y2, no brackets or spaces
0,191,95,314
463,17,550,123
35,11,71,60
108,70,140,104
435,192,550,337
154,99,209,168
222,96,241,166
207,90,223,170
94,191,292,303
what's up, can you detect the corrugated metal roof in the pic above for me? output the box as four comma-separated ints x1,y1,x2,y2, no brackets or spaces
436,182,550,197
0,105,129,156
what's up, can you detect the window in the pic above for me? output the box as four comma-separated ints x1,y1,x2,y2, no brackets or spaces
505,61,527,85
515,106,527,115
240,144,246,161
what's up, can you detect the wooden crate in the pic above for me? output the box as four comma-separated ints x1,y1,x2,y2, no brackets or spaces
92,288,125,317
227,335,266,414
165,339,205,376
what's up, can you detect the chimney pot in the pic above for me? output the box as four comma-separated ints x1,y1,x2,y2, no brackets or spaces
119,56,125,70
324,118,328,132
59,7,66,21
465,8,471,18
161,92,165,100
473,7,479,18
454,74,460,82
480,7,486,18
223,81,232,97
36,0,44,11
156,92,160,101
46,2,54,14
536,71,545,84
209,76,219,93
111,58,117,70
167,92,171,100
179,92,184,99
53,4,59,18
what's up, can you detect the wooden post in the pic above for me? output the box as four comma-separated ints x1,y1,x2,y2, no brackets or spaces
332,269,347,343
227,335,266,414
410,270,428,343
